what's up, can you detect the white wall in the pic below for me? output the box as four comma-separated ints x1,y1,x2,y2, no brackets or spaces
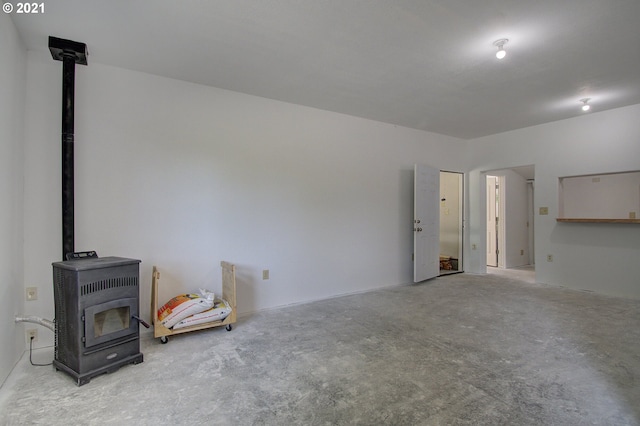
22,50,467,350
466,104,640,298
0,14,26,387
502,170,529,268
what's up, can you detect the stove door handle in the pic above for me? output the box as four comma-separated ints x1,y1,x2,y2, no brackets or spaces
132,315,150,328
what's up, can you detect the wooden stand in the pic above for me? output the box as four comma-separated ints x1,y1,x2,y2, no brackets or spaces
151,261,237,343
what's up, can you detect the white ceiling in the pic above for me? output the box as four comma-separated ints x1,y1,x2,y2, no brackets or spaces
11,0,640,139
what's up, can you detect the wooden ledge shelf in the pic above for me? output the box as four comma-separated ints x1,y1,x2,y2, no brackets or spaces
556,218,640,224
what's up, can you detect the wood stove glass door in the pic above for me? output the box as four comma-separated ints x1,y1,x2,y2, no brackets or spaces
84,297,139,348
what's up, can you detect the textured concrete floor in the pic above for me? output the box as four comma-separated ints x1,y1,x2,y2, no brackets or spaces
1,269,639,425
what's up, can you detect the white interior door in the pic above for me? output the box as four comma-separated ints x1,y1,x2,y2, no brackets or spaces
414,164,440,282
486,176,498,267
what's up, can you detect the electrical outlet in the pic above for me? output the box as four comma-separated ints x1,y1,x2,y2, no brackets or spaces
472,244,477,250
547,254,553,262
26,329,38,342
26,287,38,301
262,269,269,280
520,249,524,255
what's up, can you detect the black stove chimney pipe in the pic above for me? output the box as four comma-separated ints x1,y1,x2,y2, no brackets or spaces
48,37,88,261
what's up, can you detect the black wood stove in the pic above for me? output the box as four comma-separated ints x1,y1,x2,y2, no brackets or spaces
52,254,145,385
48,38,148,385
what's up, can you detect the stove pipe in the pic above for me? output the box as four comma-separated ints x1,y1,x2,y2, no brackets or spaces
48,37,88,261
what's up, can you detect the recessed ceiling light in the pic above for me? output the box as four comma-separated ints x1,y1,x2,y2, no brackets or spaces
580,98,591,112
493,39,509,59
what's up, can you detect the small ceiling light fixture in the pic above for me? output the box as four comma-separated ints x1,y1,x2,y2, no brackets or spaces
493,38,509,59
580,98,591,112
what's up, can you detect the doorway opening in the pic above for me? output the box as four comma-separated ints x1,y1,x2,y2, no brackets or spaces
486,175,502,267
484,166,535,274
439,171,463,275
